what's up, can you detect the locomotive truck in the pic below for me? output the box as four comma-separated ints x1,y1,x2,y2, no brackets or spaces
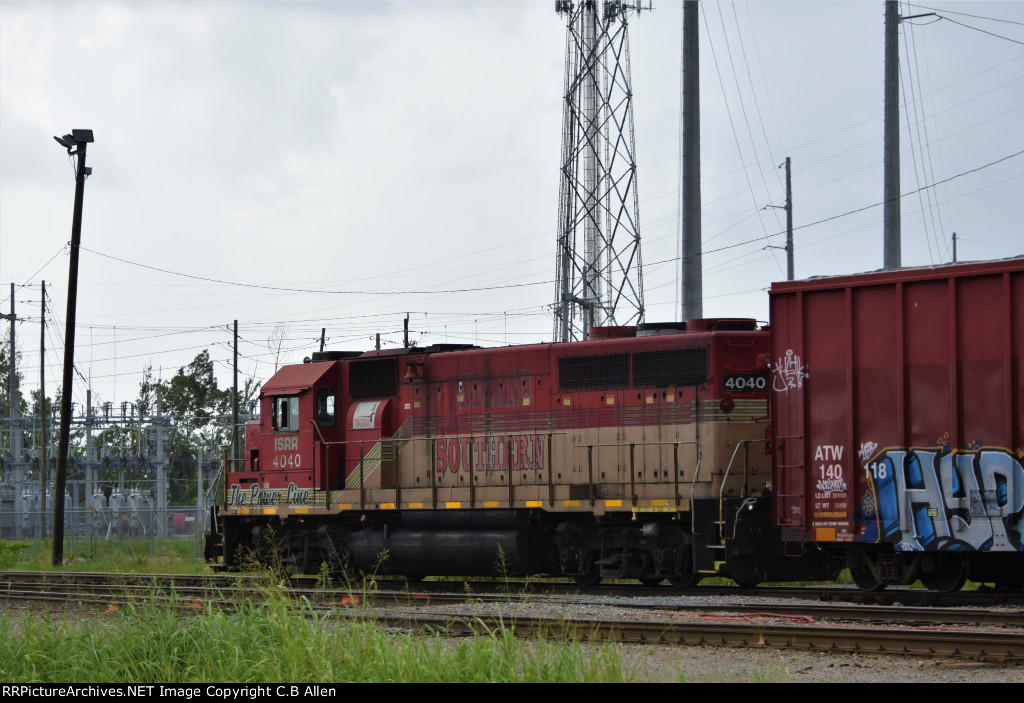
206,256,1024,591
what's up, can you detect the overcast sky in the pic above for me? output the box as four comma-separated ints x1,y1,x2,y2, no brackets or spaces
1,0,1022,416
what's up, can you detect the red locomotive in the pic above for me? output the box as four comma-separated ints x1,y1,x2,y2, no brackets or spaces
207,256,1024,591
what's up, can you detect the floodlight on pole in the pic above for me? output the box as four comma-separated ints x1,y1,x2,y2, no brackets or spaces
51,128,93,567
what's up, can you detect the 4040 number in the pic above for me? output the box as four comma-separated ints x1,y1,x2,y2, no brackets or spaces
723,374,768,392
271,453,302,469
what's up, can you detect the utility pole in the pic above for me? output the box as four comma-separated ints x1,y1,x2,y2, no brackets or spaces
155,385,166,536
883,0,900,270
766,158,794,280
952,232,957,263
784,157,793,281
403,315,409,349
681,0,702,320
39,282,46,538
52,128,94,567
4,284,22,459
233,319,239,469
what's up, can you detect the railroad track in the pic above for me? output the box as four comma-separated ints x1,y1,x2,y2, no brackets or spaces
3,571,1023,662
6,570,1024,606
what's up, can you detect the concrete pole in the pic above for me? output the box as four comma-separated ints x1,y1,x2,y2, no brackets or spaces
883,0,901,269
681,0,702,321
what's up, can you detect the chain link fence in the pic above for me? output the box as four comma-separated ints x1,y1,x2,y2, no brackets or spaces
2,505,212,565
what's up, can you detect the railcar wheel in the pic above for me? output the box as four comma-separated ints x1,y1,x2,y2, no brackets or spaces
920,556,967,593
994,578,1024,592
849,565,886,591
667,573,702,588
573,564,602,589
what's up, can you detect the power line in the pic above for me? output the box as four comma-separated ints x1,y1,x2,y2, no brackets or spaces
908,4,1024,27
0,245,69,305
938,16,1024,46
680,148,1024,261
79,246,551,296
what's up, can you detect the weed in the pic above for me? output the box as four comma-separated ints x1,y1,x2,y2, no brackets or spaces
0,541,31,569
315,561,332,590
0,586,630,683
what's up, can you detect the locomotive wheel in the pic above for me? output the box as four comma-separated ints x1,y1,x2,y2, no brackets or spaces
570,551,601,587
920,556,967,593
667,573,702,588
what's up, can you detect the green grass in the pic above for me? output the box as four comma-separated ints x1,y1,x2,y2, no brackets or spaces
3,538,209,575
0,588,633,683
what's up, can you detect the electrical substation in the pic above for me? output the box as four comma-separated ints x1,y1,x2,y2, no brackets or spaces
0,386,242,543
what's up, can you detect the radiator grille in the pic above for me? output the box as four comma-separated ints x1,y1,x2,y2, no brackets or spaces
349,358,397,398
558,353,629,391
632,347,708,388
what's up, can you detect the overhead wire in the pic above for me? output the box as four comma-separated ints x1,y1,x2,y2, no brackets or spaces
704,2,783,274
937,16,1024,46
900,6,937,263
730,1,786,196
80,246,552,296
677,148,1024,259
906,2,954,260
907,4,1024,26
0,245,69,305
28,142,1021,401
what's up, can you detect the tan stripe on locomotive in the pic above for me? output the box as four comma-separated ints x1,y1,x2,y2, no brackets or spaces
325,409,770,515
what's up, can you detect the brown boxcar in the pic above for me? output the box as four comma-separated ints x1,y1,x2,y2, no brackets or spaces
770,256,1024,590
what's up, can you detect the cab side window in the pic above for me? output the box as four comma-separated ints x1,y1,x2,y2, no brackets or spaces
317,388,336,427
272,396,300,432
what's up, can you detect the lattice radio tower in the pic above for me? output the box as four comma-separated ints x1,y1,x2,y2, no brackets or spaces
553,0,648,342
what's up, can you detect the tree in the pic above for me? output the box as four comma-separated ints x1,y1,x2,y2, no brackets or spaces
0,331,28,455
145,350,259,504
268,323,289,373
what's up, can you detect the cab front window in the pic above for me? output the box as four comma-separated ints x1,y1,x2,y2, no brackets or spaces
272,396,300,432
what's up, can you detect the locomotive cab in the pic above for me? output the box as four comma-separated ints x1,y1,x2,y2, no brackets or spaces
224,360,349,517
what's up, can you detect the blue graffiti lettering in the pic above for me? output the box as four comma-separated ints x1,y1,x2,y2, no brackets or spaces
859,448,1024,552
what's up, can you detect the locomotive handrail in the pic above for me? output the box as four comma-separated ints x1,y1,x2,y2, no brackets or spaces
309,421,333,508
303,426,704,513
719,439,769,541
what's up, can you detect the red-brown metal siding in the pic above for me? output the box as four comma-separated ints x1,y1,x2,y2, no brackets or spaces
770,258,1024,550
